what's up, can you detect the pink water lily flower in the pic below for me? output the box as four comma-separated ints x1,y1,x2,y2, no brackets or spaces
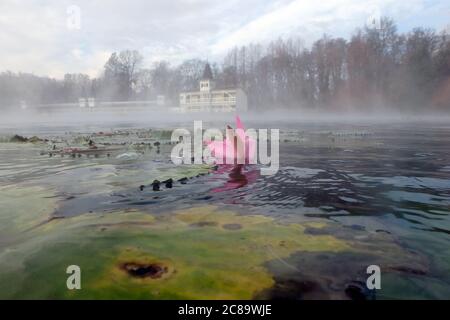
207,116,257,165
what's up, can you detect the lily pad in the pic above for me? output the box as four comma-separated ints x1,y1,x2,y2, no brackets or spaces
0,206,350,299
0,185,57,238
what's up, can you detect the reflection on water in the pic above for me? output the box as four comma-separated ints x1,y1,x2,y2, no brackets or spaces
211,165,260,193
0,121,449,299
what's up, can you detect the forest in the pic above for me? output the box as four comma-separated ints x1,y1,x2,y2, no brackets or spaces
1,18,449,112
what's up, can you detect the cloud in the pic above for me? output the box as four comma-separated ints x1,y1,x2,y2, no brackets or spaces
210,0,432,54
0,0,448,78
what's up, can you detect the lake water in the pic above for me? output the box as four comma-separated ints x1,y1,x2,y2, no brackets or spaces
0,118,449,299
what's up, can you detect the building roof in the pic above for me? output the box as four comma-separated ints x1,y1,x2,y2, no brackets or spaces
202,63,213,80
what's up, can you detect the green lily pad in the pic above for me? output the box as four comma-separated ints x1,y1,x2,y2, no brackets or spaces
0,185,57,238
0,205,349,299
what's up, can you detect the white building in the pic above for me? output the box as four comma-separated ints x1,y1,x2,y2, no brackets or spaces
78,97,96,108
179,63,248,112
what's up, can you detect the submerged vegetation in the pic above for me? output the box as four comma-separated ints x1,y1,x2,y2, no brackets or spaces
0,185,433,299
0,180,442,299
0,186,343,299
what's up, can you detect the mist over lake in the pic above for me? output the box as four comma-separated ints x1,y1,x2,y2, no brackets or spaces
1,0,450,303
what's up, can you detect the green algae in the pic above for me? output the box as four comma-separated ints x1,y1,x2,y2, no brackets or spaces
0,204,349,299
0,185,57,238
0,187,437,300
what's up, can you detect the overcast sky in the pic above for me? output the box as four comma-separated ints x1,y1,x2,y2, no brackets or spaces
1,0,449,78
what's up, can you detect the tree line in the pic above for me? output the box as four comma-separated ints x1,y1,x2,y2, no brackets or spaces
1,18,449,112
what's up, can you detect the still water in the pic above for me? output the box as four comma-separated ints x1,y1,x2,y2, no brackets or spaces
0,119,449,299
